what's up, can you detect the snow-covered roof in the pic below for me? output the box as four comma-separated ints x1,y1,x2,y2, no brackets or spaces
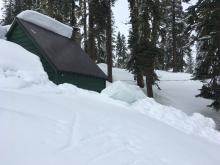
17,10,73,38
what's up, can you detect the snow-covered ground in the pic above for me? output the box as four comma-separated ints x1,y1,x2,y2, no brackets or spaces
99,64,220,130
1,39,220,165
155,71,220,129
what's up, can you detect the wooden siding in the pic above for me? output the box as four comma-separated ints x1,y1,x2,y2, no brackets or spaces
57,72,106,92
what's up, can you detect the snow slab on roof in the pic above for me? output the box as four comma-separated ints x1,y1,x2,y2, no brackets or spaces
17,10,73,38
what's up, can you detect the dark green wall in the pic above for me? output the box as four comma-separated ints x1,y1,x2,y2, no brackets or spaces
57,72,106,92
7,23,106,92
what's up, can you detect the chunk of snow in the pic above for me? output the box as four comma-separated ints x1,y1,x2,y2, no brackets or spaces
101,81,146,103
0,39,49,89
17,10,73,38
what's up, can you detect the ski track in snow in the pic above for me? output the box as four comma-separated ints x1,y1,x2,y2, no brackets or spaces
58,112,79,150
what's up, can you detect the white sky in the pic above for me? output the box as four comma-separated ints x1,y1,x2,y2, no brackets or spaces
0,0,3,20
112,0,130,39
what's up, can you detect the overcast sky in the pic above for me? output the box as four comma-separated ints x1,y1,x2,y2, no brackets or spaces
0,0,3,19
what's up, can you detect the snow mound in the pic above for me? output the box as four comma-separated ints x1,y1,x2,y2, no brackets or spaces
0,39,49,89
101,81,146,103
17,10,73,38
102,80,220,144
132,98,220,144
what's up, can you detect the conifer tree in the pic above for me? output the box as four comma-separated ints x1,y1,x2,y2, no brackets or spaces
2,0,14,25
116,32,127,68
186,54,194,74
187,0,220,110
105,0,116,82
82,0,88,52
127,0,145,88
128,0,161,97
159,0,191,72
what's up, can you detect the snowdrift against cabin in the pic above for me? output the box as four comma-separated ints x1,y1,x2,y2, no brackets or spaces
0,39,48,89
17,10,73,38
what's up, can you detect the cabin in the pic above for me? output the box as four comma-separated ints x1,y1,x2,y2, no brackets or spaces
6,10,107,92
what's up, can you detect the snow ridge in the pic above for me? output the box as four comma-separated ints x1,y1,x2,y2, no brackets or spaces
102,81,220,145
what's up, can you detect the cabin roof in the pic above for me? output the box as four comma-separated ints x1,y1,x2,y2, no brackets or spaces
7,18,107,80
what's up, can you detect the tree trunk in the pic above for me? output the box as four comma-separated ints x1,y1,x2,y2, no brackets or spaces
172,0,178,72
137,72,145,88
146,77,154,98
106,0,113,82
128,0,144,88
70,0,76,27
88,0,96,61
83,0,88,53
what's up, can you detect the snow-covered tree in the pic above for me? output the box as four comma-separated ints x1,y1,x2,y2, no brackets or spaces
158,0,192,72
115,32,127,69
187,0,220,110
128,0,161,97
185,54,194,74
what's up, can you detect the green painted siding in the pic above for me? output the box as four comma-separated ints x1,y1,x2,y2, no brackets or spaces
8,25,38,53
7,23,106,92
57,72,106,92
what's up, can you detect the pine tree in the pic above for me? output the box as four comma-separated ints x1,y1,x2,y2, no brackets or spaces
105,0,116,82
115,32,127,68
138,0,161,97
88,0,96,61
81,0,88,52
159,0,191,72
2,0,14,25
128,0,161,97
187,0,220,110
127,0,145,88
186,54,194,74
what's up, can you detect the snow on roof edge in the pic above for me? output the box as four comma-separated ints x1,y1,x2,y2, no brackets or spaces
17,10,73,38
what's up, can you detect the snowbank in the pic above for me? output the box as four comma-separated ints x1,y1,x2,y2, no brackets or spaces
17,10,73,38
103,81,220,144
0,39,48,89
132,98,220,144
1,41,220,165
